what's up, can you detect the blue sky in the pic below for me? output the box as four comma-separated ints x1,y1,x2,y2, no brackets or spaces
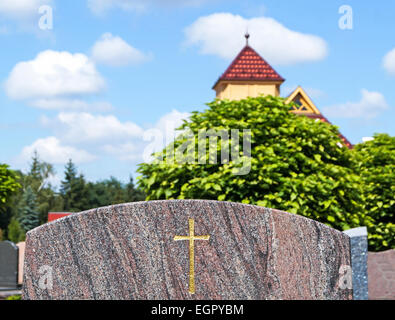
0,0,394,187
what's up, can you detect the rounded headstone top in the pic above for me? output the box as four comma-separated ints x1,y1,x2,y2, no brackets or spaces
23,200,352,300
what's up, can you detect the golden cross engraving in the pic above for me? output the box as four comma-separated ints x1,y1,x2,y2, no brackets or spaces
174,218,210,295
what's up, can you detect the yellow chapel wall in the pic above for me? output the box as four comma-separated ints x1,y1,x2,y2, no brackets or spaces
215,81,280,100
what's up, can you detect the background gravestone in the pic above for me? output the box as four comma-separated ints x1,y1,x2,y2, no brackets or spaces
23,200,353,300
368,250,395,300
17,242,26,285
0,241,19,289
343,227,368,300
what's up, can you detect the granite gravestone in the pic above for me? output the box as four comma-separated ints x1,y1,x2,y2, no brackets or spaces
23,200,353,300
0,241,19,289
343,227,368,300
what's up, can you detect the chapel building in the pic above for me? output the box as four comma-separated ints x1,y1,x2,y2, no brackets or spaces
212,34,352,148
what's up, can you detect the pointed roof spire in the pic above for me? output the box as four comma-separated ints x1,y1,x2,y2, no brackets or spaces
245,31,250,46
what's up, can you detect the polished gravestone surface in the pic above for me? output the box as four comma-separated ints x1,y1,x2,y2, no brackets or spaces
0,241,19,289
23,200,353,300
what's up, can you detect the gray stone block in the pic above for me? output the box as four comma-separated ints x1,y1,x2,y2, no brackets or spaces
344,227,368,300
0,241,19,289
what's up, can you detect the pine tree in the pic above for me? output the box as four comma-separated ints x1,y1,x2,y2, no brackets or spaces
18,186,40,233
60,159,77,211
60,160,89,212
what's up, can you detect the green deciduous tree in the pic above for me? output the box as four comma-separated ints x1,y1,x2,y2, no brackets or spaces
138,96,373,237
353,134,395,251
0,164,21,206
7,218,25,243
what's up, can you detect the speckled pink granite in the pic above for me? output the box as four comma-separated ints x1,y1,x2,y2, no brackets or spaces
368,250,395,300
22,200,352,300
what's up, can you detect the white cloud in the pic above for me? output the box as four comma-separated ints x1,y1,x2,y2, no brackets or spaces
141,109,191,162
155,109,190,138
31,99,113,112
92,33,151,66
323,89,389,119
87,0,209,15
102,143,142,161
5,50,105,101
21,137,96,164
362,137,374,143
38,109,190,164
184,13,328,66
44,112,144,144
0,0,52,20
383,48,395,75
0,0,54,33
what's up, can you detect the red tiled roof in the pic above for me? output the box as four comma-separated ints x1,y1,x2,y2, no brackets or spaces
304,113,353,149
213,46,284,88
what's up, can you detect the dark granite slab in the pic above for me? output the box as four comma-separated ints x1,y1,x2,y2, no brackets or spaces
0,241,19,289
23,200,352,300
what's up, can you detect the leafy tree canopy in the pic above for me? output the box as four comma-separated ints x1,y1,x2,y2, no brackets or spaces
0,164,21,206
7,218,25,243
138,96,372,234
353,134,395,250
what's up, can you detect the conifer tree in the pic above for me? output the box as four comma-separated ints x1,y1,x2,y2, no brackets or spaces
60,160,89,212
18,186,40,233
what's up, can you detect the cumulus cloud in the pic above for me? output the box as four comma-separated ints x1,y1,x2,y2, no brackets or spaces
101,143,142,161
5,50,105,101
92,33,151,66
31,99,114,112
87,0,209,15
141,109,191,162
0,0,52,20
323,89,389,119
155,109,190,138
5,50,109,112
39,109,190,162
0,0,54,33
383,48,395,75
20,137,96,164
184,13,328,66
47,112,144,144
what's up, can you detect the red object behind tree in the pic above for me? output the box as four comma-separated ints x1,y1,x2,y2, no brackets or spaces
48,212,72,222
